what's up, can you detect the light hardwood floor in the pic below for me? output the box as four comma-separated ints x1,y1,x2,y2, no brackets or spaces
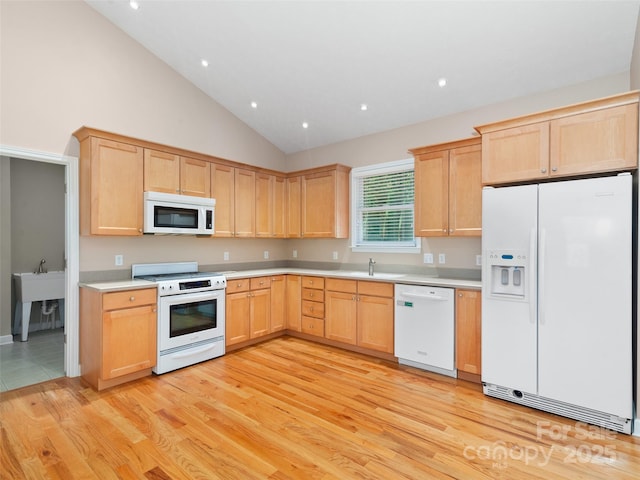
1,336,639,479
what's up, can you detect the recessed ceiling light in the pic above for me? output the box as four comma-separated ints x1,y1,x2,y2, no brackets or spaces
201,59,209,68
302,122,309,129
129,1,139,10
251,101,258,109
360,104,368,111
438,77,447,88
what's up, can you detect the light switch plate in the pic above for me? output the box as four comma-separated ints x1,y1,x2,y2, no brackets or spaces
115,254,123,266
423,253,433,264
438,253,446,264
263,251,269,259
476,254,482,266
223,251,230,261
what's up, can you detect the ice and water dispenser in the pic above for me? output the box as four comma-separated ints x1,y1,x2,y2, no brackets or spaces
487,251,527,298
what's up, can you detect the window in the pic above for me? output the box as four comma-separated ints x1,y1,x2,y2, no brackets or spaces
351,158,419,253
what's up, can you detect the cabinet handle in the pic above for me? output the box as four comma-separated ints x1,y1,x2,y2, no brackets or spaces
551,166,558,172
129,296,135,301
541,168,547,173
449,229,453,233
152,308,157,312
309,292,314,298
458,293,463,297
443,228,446,233
259,281,264,285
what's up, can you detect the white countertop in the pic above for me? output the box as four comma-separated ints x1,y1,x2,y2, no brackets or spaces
80,268,481,292
222,268,481,290
79,279,156,292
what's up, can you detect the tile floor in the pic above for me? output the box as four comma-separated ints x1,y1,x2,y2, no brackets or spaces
0,328,65,392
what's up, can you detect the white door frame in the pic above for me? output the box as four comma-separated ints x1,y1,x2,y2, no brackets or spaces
1,145,80,377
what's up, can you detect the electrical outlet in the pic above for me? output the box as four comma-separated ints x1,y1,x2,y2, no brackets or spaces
223,251,229,261
476,254,482,266
423,253,433,264
115,254,123,266
438,253,446,264
263,251,269,260
292,249,298,258
332,251,338,260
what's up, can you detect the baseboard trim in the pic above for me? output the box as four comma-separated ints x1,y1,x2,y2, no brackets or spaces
0,334,14,345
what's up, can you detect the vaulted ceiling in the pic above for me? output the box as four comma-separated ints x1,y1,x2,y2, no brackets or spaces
87,1,640,154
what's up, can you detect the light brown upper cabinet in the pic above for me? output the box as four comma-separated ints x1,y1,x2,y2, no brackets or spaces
286,176,302,238
75,129,144,236
300,165,350,238
476,91,639,185
211,164,255,237
410,137,482,237
255,173,286,238
143,149,211,197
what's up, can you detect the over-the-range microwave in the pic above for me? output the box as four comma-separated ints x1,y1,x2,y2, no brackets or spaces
143,191,215,235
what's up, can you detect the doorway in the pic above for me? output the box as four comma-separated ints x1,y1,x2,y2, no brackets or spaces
0,147,79,391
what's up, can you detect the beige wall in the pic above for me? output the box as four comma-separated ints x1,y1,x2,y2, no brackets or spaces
0,0,284,169
632,8,640,89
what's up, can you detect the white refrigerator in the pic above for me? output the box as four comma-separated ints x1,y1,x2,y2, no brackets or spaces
481,174,633,434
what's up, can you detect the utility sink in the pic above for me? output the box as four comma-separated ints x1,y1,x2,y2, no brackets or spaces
13,271,65,342
13,271,65,302
342,271,405,280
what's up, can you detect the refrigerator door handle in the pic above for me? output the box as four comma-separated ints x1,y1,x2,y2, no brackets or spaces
529,227,537,324
538,227,546,325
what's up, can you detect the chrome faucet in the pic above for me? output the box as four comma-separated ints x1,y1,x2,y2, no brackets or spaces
36,259,47,274
368,257,376,276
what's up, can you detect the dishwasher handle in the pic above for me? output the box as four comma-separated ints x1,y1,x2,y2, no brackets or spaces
397,291,448,301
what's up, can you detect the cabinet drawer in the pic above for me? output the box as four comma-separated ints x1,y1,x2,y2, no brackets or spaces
302,300,324,319
250,276,271,290
326,278,357,293
228,278,250,293
302,276,324,289
302,316,324,336
102,288,156,311
358,281,393,298
302,288,325,302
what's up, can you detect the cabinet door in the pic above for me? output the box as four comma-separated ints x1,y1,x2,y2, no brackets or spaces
357,294,394,353
302,170,336,237
482,123,549,184
85,138,144,236
255,173,273,237
550,104,638,177
180,156,210,197
234,168,256,237
449,143,482,236
226,291,251,345
325,290,357,345
211,163,235,237
414,150,449,236
285,275,302,331
250,288,271,338
286,176,302,238
143,149,180,194
273,176,286,238
270,276,286,332
102,305,156,379
455,289,481,376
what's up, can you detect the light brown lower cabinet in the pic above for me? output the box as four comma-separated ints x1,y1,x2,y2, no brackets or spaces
226,277,271,346
285,275,302,331
325,279,394,353
455,289,482,382
301,276,325,336
80,287,157,391
270,275,286,332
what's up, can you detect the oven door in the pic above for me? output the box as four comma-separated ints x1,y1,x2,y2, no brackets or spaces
158,289,225,352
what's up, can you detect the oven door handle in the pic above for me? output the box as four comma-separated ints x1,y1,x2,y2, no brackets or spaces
159,289,224,305
171,343,218,359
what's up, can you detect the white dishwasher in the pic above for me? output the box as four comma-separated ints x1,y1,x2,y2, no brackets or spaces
394,284,456,378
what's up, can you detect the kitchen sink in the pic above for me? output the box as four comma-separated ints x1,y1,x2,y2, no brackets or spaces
342,271,405,280
13,271,65,302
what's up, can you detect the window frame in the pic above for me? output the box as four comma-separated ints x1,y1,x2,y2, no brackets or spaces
350,158,420,253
